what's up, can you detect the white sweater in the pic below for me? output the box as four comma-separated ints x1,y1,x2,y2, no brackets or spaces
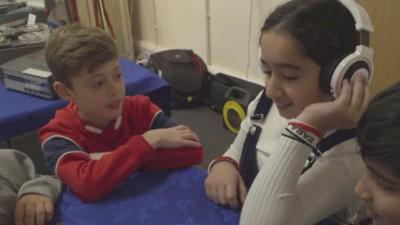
222,93,364,225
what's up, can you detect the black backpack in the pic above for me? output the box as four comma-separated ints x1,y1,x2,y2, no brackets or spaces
147,49,210,108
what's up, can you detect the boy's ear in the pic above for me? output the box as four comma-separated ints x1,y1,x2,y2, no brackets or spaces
53,81,73,100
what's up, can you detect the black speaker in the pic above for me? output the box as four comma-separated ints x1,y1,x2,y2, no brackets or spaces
205,73,263,112
204,73,263,133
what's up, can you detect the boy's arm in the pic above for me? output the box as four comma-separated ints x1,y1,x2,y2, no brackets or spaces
43,135,155,202
141,146,204,170
140,111,204,169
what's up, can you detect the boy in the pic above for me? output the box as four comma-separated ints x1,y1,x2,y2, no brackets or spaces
355,81,400,225
0,149,62,225
39,23,204,202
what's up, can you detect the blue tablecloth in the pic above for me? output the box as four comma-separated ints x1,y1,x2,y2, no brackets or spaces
60,167,240,225
59,167,340,225
0,58,171,141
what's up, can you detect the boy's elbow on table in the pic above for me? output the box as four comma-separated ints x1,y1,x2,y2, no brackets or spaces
142,146,204,170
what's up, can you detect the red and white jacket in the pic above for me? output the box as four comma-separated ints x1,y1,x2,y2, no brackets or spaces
39,95,203,202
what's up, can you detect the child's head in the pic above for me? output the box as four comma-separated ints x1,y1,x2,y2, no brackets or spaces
259,0,358,118
46,23,119,88
355,82,400,225
46,23,125,127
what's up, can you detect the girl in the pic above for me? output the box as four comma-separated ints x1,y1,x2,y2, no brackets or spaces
355,82,400,225
205,0,371,224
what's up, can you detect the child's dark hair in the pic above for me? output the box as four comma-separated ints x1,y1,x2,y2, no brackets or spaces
357,82,400,177
45,23,118,88
260,0,358,93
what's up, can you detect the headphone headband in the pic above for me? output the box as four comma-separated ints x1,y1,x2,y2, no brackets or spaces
327,0,374,98
337,0,374,33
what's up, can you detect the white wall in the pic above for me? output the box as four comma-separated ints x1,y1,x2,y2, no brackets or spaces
155,0,208,58
133,0,287,85
26,0,45,8
208,0,250,79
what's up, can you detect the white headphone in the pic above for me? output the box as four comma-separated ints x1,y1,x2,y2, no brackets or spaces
328,0,374,98
258,0,374,98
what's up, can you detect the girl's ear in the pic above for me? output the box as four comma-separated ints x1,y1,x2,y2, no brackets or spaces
53,81,73,100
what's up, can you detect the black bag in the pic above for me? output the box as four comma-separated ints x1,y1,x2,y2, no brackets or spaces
147,49,210,108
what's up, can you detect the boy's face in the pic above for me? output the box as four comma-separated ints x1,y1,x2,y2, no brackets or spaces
259,31,332,119
55,59,126,127
355,159,400,225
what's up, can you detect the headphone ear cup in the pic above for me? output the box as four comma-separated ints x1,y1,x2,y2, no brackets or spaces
330,46,374,98
320,58,342,95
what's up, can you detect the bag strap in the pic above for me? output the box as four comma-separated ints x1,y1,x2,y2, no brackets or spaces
239,90,356,188
318,129,356,154
239,90,272,189
301,129,356,174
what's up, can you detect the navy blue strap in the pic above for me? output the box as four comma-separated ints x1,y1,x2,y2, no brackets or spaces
250,90,272,121
239,89,356,187
239,90,272,189
302,129,356,174
240,124,262,189
318,129,356,154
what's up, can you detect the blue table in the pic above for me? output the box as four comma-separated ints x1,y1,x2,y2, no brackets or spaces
0,58,171,142
59,167,339,225
60,167,240,225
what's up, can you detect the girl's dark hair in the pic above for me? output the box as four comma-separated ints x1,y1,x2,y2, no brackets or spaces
261,0,358,92
357,82,400,177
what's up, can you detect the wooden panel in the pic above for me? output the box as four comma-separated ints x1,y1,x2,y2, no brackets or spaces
358,0,400,95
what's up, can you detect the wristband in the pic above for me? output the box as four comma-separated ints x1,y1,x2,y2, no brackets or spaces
207,156,239,174
288,119,323,138
285,123,321,148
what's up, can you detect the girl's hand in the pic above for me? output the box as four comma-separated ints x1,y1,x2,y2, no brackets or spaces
205,161,247,209
297,73,370,133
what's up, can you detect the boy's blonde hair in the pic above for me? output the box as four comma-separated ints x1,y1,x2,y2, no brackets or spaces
45,23,118,88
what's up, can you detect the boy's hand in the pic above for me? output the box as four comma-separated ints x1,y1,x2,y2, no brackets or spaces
297,73,370,133
205,161,247,209
15,194,54,225
143,125,202,149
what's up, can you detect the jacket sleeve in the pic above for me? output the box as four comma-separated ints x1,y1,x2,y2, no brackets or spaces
49,135,155,202
17,175,62,203
0,149,40,225
141,146,204,170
